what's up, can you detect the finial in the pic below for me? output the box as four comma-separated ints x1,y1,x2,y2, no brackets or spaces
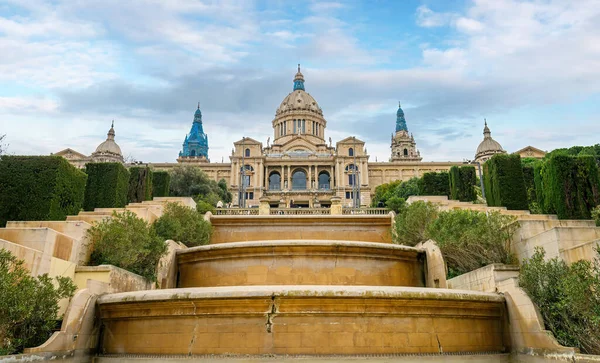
398,101,401,108
198,102,200,110
298,64,301,72
111,119,114,128
484,118,487,126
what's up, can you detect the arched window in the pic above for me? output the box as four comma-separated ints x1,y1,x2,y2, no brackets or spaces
240,165,254,172
348,148,354,157
318,172,330,190
292,169,307,190
269,172,281,191
403,148,408,156
191,150,196,157
345,164,356,171
245,148,250,157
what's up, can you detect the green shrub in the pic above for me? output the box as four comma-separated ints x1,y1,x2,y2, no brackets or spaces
87,211,167,280
541,155,600,219
385,196,406,214
83,163,130,211
449,166,476,202
0,156,87,227
520,248,600,354
169,166,231,206
426,210,518,278
0,249,76,355
153,203,212,247
127,166,153,203
592,206,600,227
393,201,438,246
421,172,450,196
482,154,528,210
371,180,402,207
152,171,170,197
534,162,548,213
196,200,216,214
522,165,537,211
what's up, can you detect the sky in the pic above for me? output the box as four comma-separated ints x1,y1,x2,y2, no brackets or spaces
1,0,600,163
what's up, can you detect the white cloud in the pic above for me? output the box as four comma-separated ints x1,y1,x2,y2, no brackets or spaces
416,5,455,28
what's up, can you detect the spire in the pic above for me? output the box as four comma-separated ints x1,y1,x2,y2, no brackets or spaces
396,101,408,132
197,102,200,109
293,64,305,91
194,103,202,124
483,118,491,138
107,120,115,140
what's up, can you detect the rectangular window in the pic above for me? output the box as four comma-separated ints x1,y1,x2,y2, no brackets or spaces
302,119,306,133
245,192,254,200
349,174,355,186
346,191,354,199
244,175,251,187
293,119,296,134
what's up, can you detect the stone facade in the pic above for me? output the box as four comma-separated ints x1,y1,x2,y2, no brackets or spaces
514,145,546,159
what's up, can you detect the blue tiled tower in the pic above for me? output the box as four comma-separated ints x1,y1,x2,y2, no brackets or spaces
396,101,408,132
180,103,209,159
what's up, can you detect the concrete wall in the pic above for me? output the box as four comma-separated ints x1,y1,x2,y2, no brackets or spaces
74,265,150,293
447,264,519,293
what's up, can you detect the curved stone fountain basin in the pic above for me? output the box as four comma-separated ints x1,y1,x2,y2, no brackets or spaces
97,286,507,356
177,240,425,287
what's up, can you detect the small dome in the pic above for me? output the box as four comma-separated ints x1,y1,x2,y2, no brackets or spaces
475,120,505,159
94,122,123,157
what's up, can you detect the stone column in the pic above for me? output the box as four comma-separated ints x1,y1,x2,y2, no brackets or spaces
330,165,335,188
259,196,270,215
308,164,312,190
330,196,342,215
287,165,291,190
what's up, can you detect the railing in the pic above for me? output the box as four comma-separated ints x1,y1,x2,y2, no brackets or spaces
214,208,259,215
270,208,331,215
342,208,389,215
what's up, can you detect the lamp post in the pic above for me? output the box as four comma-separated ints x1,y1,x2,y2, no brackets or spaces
464,159,486,200
352,136,361,208
238,137,246,208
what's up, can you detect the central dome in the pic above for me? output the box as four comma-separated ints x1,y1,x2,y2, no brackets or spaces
275,89,323,117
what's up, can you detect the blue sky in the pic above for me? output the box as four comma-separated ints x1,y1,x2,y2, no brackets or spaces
1,0,599,163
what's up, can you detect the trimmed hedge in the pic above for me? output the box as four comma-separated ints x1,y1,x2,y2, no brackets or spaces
522,165,537,209
449,166,476,202
421,172,450,196
127,166,153,203
0,156,87,227
152,171,170,198
540,155,600,219
483,154,528,210
83,163,130,211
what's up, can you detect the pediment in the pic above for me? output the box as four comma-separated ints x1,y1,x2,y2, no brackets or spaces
514,145,546,155
337,136,365,145
233,137,262,146
280,136,319,152
53,148,88,159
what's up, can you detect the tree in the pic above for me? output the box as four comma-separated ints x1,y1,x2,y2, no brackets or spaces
0,249,76,355
153,203,212,247
169,166,230,206
393,201,438,246
0,134,7,157
87,211,167,281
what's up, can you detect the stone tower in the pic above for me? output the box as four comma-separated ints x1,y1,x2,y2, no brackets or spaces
179,103,209,162
390,102,422,162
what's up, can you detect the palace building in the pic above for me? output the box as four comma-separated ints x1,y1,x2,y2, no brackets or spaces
56,65,544,208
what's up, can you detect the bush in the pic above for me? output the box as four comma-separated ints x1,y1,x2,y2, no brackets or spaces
592,206,600,227
0,156,87,227
385,196,405,214
540,155,600,219
169,166,232,206
87,211,167,280
421,172,450,196
426,210,518,278
520,248,600,355
152,171,170,198
483,154,528,210
371,180,402,207
449,166,476,202
393,201,439,246
153,203,212,247
127,166,153,203
522,164,537,211
0,249,76,355
196,200,216,214
83,163,130,211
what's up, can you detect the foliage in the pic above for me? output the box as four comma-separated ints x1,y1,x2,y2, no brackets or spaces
521,157,540,167
153,203,212,247
519,248,600,355
483,154,528,210
393,201,439,246
83,163,130,211
0,249,76,355
0,156,87,227
87,211,167,280
522,165,537,211
426,210,518,278
196,200,216,214
421,172,450,197
540,155,600,219
371,180,403,207
385,196,406,214
217,179,232,204
592,206,600,227
169,166,232,206
127,166,153,203
449,166,477,202
543,144,600,165
0,134,7,157
371,178,422,208
152,171,171,198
